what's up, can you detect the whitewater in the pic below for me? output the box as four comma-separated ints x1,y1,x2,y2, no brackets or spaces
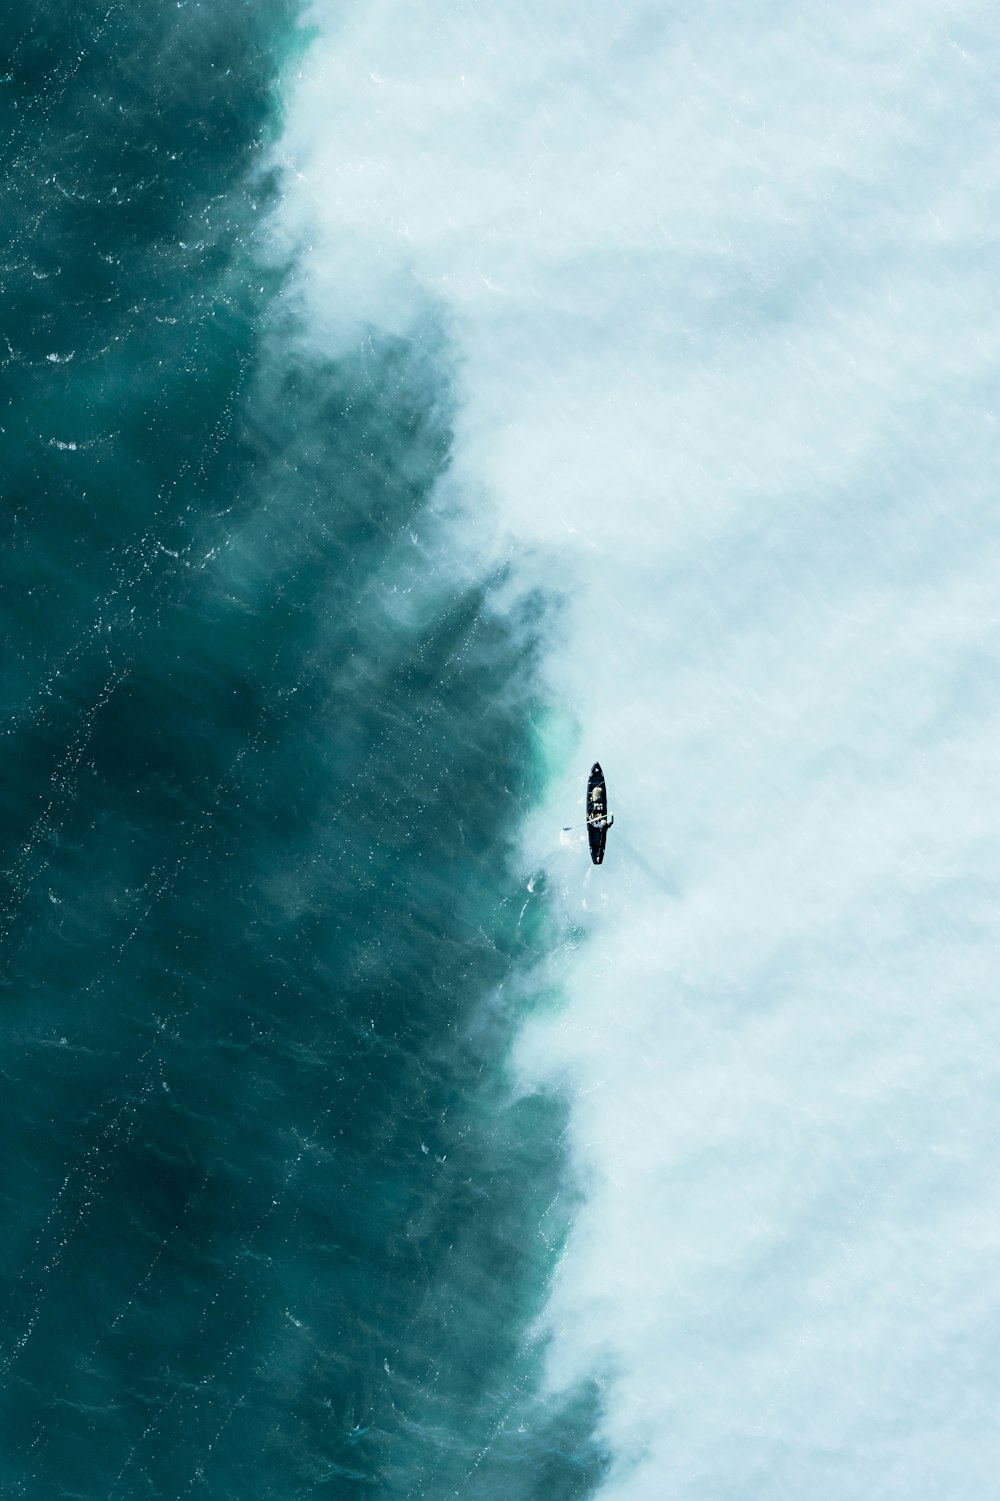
275,1,1000,1496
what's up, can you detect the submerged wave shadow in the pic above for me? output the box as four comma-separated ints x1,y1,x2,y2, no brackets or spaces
609,828,680,898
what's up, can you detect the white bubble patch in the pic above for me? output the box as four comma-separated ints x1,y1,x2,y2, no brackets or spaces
272,2,1000,1494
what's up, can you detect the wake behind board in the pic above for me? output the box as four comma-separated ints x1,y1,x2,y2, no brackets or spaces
586,761,611,865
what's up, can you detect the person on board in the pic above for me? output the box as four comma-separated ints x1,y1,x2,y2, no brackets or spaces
587,786,613,831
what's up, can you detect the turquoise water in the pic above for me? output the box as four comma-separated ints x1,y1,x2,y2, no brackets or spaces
0,5,603,1496
11,2,1000,1496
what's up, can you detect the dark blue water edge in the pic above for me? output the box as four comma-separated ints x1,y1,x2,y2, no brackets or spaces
0,2,607,1496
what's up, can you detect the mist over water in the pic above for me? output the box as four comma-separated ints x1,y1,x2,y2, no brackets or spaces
5,0,1000,1494
279,2,1000,1496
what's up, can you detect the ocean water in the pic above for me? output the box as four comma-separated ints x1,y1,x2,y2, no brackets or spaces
1,4,599,1496
5,1,1000,1498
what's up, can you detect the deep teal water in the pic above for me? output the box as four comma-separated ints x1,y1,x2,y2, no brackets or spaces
0,5,604,1495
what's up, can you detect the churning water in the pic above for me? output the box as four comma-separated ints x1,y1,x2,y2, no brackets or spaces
4,2,1000,1497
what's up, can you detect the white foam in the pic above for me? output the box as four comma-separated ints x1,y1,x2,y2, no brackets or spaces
274,2,1000,1492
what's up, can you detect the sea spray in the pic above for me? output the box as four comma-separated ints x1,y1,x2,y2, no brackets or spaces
278,2,1000,1496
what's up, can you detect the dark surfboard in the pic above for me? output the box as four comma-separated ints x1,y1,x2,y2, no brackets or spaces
586,761,611,865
